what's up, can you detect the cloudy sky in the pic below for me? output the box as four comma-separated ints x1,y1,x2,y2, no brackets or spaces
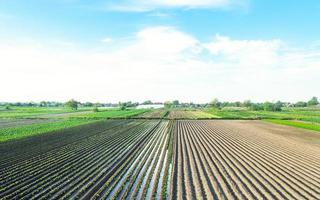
0,0,319,103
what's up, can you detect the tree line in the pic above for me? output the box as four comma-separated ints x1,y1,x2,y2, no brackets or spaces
1,97,319,112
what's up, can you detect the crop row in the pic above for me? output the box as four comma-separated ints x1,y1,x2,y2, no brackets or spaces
172,120,320,200
0,120,162,199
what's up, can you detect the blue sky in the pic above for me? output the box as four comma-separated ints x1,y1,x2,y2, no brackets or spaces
1,0,319,103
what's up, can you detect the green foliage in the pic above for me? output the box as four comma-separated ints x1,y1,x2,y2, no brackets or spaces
264,119,320,132
142,100,153,105
5,103,11,110
295,101,307,107
0,107,82,119
65,99,79,110
164,101,173,109
39,101,47,107
172,100,179,106
308,96,319,106
83,102,94,107
242,100,252,108
209,98,221,109
263,101,282,111
205,107,320,123
250,103,264,111
0,119,96,142
72,109,149,119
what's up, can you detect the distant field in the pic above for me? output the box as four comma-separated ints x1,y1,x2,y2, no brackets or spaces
264,119,320,132
1,106,320,143
205,107,320,123
0,119,96,142
167,110,217,119
72,109,149,119
134,109,169,119
0,107,149,142
0,107,90,119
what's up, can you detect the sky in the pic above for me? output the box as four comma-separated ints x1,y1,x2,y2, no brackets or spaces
0,0,319,103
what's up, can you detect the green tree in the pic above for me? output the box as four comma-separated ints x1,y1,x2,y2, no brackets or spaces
307,97,319,106
172,100,180,107
39,101,47,107
242,100,252,108
119,102,127,110
65,99,79,110
273,101,283,111
143,100,153,105
164,101,172,109
295,101,307,107
263,102,273,111
83,102,93,107
209,98,221,109
250,103,263,111
93,103,100,112
4,103,11,110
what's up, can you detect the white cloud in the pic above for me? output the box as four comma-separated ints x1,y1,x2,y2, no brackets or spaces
1,26,319,103
107,0,247,12
204,34,282,67
101,37,113,43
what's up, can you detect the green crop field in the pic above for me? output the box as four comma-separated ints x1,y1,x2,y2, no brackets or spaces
264,119,320,132
204,107,320,123
0,107,150,141
0,107,90,119
72,109,150,119
0,119,97,142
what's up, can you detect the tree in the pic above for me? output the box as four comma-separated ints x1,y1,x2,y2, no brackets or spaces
264,101,282,111
307,97,319,106
118,102,127,110
263,102,273,111
242,100,252,108
172,100,180,107
92,102,100,112
143,100,152,105
40,101,47,107
209,98,221,109
164,101,172,109
295,101,307,107
65,99,79,110
83,102,93,107
273,101,283,111
4,103,11,110
250,103,264,111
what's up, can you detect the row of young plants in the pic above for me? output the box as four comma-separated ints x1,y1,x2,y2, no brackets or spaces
1,119,177,199
0,124,122,187
0,120,139,193
0,120,128,168
88,121,170,199
79,121,163,199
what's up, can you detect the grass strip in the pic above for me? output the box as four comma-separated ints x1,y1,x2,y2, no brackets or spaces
0,119,96,142
264,119,320,133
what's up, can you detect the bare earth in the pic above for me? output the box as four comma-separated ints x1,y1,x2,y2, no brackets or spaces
172,120,320,200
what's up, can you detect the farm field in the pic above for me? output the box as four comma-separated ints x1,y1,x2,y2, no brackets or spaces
172,120,320,199
0,108,149,142
205,107,320,123
0,119,174,199
135,109,169,119
168,110,217,119
0,118,54,129
1,119,319,199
